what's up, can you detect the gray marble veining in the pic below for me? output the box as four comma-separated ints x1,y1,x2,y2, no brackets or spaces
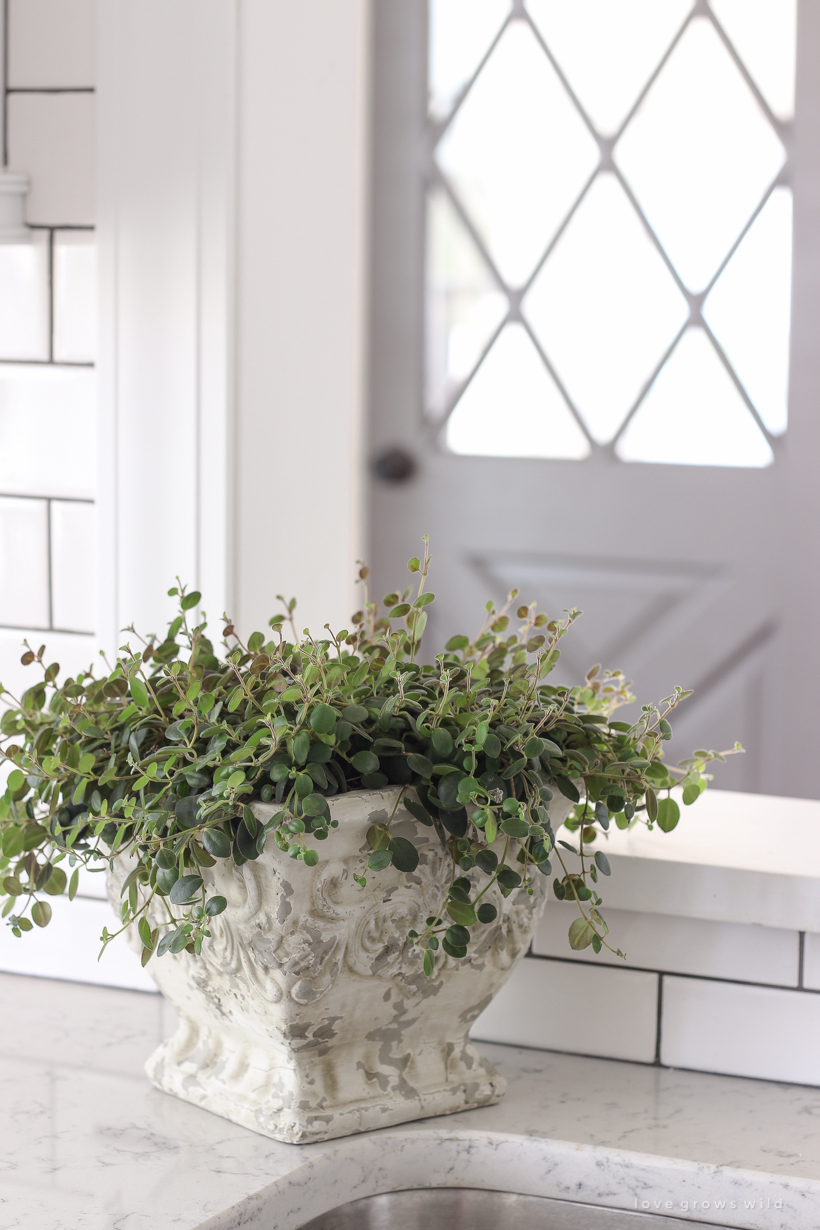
1,973,819,1229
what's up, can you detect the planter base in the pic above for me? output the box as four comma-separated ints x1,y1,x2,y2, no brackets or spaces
111,789,572,1143
145,1014,505,1143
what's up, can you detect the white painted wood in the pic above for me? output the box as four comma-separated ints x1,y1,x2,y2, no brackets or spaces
96,0,236,649
534,905,800,987
369,2,820,801
96,0,370,652
474,956,659,1063
661,976,820,1085
233,0,370,638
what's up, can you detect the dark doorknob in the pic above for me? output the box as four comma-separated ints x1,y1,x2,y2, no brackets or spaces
371,446,417,484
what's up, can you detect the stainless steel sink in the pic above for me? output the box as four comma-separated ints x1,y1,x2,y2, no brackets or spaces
298,1188,731,1229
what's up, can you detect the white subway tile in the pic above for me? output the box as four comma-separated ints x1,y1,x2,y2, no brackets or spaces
0,233,50,360
661,976,820,1085
535,904,799,986
473,955,658,1063
53,231,97,363
7,0,95,88
802,931,820,991
0,895,156,993
50,500,96,633
8,93,95,226
0,365,97,499
0,496,49,627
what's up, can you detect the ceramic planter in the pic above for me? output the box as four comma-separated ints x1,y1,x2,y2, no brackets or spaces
109,786,573,1143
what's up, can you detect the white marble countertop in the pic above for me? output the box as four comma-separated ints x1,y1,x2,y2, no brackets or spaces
2,973,820,1230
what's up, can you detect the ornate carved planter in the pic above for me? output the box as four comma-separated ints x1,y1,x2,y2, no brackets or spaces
111,787,573,1143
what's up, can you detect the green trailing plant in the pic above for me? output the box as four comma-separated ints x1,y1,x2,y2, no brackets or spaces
0,538,740,973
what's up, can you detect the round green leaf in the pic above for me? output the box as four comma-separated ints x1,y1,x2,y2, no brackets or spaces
292,732,310,764
431,727,453,757
155,866,179,894
129,677,149,708
342,705,369,725
594,850,611,876
44,867,67,896
302,792,328,817
169,874,203,905
477,903,498,923
445,924,471,947
568,917,595,950
351,750,379,774
407,753,433,779
205,895,227,916
294,773,313,797
496,867,522,891
500,816,529,839
6,769,25,792
309,704,337,734
31,900,52,928
446,899,476,927
201,827,232,859
367,849,392,871
483,732,501,759
656,797,680,833
389,836,419,873
475,849,498,876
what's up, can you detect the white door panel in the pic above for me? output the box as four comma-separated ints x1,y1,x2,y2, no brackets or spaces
368,1,817,798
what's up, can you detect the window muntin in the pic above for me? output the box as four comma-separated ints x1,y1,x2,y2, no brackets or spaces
426,1,795,467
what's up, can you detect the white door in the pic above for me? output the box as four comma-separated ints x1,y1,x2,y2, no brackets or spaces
369,0,820,798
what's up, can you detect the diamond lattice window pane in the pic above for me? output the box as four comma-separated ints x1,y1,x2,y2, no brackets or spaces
436,21,599,287
616,327,773,467
614,17,785,291
446,323,589,458
0,231,49,361
429,0,511,119
526,0,693,136
704,187,791,436
710,0,797,121
524,173,688,443
426,188,508,416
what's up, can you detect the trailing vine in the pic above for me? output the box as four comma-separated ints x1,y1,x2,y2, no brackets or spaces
0,538,739,974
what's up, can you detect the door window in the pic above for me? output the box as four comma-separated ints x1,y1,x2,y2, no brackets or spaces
427,0,796,467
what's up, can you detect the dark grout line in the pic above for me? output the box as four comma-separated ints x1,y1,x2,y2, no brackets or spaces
525,949,816,995
45,497,53,629
0,492,94,503
799,932,805,989
6,86,94,94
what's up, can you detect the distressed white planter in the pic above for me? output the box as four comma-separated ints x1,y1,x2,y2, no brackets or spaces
110,787,573,1143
